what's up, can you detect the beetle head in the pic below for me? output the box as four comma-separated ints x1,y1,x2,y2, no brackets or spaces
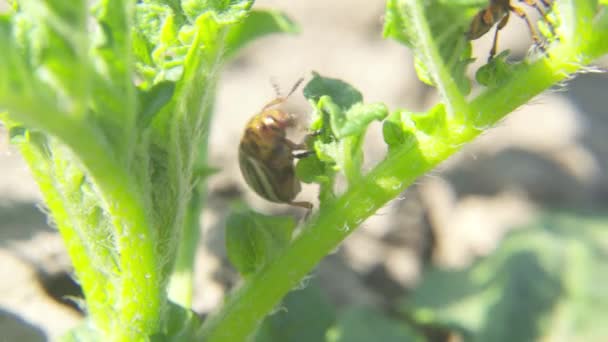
260,109,294,132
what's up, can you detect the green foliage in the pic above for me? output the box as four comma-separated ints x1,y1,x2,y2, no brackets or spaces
254,282,336,342
384,0,476,94
0,0,296,340
303,72,363,110
327,307,423,342
404,213,608,341
226,207,296,277
224,9,299,58
298,72,388,195
474,51,514,87
1,0,608,341
253,283,424,342
202,1,608,341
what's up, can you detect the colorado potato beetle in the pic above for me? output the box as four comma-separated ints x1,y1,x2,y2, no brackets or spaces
238,78,313,210
467,0,553,61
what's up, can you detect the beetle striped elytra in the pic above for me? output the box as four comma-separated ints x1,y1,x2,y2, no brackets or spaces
238,78,314,210
467,0,553,61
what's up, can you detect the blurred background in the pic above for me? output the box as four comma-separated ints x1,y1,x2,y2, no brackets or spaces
1,0,607,340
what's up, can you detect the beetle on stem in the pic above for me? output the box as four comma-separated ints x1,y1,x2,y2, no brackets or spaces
238,78,314,210
467,0,553,61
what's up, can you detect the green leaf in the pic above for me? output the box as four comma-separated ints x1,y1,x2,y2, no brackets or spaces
296,153,330,183
60,322,103,342
150,301,203,342
301,73,387,187
225,206,296,276
382,104,447,153
382,110,412,150
8,125,28,144
404,212,608,342
383,0,475,94
224,9,299,58
474,50,514,87
303,71,363,111
134,4,186,85
137,81,176,128
326,307,423,342
254,281,336,342
335,102,388,138
182,0,253,23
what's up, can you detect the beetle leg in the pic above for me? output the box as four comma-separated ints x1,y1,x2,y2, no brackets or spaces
488,13,510,60
281,137,306,150
293,150,314,159
509,3,542,46
519,0,555,36
519,0,551,11
308,130,322,137
520,0,545,16
280,137,314,159
289,201,313,210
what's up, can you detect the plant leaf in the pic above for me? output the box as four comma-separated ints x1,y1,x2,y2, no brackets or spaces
326,306,423,342
304,71,362,111
137,81,176,128
404,212,608,341
301,73,387,187
225,206,296,276
254,281,336,342
224,9,299,58
383,0,476,94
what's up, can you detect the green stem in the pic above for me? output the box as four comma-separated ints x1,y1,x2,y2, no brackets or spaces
2,101,160,339
403,0,468,118
168,187,203,307
166,17,224,308
199,24,607,342
17,142,114,329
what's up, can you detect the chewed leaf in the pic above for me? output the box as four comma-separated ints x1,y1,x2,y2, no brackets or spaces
224,9,299,58
336,102,388,138
303,74,386,188
304,72,363,111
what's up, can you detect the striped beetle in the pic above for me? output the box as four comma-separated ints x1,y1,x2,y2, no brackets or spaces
467,0,553,61
238,78,313,210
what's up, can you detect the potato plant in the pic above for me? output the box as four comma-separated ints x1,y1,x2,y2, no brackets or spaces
0,0,606,341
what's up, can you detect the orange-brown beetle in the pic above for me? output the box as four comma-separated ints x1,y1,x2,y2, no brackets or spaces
238,79,313,210
467,0,553,60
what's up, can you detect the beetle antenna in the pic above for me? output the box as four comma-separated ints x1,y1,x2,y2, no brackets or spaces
261,77,305,111
270,77,282,97
286,77,304,99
